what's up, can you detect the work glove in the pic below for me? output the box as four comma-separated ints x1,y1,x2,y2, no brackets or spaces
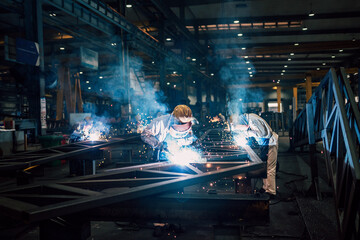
158,142,169,153
246,137,259,148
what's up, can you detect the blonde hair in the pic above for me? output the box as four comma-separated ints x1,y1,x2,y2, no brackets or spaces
172,105,192,121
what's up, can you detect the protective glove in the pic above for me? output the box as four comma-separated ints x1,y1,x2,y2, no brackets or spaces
246,137,259,148
158,142,169,153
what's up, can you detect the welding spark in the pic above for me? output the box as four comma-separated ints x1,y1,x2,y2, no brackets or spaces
233,132,248,147
165,145,205,165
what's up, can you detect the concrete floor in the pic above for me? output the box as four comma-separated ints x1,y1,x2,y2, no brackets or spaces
4,135,339,240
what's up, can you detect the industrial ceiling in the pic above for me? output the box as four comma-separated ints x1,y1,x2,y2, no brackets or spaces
0,0,360,94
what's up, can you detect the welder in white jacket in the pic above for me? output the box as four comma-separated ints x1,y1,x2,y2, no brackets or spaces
141,105,196,160
232,113,279,196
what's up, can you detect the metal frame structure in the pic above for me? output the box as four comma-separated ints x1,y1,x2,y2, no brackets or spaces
0,127,267,232
0,161,264,223
292,68,360,240
0,136,140,173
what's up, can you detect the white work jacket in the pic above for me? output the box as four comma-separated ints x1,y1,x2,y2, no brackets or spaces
141,114,195,148
245,113,278,146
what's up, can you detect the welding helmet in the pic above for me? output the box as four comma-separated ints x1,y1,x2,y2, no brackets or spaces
172,105,193,124
170,105,193,139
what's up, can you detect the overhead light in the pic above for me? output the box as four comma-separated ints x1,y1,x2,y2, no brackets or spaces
193,81,196,83
317,68,320,70
331,55,335,58
302,26,308,31
152,61,155,64
79,72,83,74
59,46,65,50
86,81,89,84
100,89,103,91
210,73,214,76
192,58,196,61
352,37,356,41
294,43,299,46
281,73,284,75
246,61,250,64
49,13,56,17
173,84,176,88
290,53,294,56
173,71,177,74
166,38,172,41
322,62,326,65
250,75,253,77
284,65,288,68
339,49,343,52
234,20,240,24
308,11,315,17
241,47,246,50
273,80,275,83
99,76,103,79
237,33,243,37
167,82,170,85
126,4,132,8
111,42,117,46
88,87,91,90
244,56,248,58
288,58,292,61
249,72,253,74
248,67,251,70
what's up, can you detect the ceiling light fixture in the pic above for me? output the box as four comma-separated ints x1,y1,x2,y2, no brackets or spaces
302,26,308,31
234,20,240,24
99,76,103,79
288,58,292,61
210,73,214,76
237,33,243,37
284,65,288,68
192,58,196,61
317,68,320,70
79,72,83,74
241,47,246,50
59,46,65,50
126,4,132,8
281,73,284,75
322,62,326,65
244,56,248,58
294,43,299,46
339,49,343,52
166,38,172,41
88,87,91,90
250,75,253,77
246,61,250,64
290,53,294,56
308,11,315,17
331,55,335,58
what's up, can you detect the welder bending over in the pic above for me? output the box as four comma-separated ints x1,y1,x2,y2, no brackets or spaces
232,113,279,197
141,105,196,160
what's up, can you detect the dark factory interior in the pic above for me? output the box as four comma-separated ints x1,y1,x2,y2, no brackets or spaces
0,0,359,239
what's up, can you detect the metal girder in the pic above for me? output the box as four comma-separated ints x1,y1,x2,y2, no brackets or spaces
0,161,264,223
195,28,360,40
0,136,140,172
183,12,360,25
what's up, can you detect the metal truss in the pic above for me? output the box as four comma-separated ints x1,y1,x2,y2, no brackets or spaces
0,127,266,224
0,136,140,173
0,161,264,223
292,68,360,240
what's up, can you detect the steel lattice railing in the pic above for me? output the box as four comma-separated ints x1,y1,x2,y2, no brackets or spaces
292,68,360,240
